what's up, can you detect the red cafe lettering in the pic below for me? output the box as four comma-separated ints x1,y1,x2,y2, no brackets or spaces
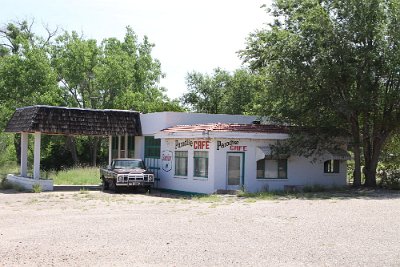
193,140,209,149
229,145,247,151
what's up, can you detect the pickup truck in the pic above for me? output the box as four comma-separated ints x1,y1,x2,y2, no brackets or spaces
100,158,154,193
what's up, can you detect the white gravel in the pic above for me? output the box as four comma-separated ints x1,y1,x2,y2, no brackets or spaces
0,190,399,267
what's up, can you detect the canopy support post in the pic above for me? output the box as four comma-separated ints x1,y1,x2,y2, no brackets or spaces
124,134,128,158
108,136,112,167
117,135,121,158
20,132,28,177
33,132,41,180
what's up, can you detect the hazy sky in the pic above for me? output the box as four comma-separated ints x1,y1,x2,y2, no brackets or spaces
1,0,271,99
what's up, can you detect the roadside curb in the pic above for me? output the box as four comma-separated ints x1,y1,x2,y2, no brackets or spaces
53,185,101,191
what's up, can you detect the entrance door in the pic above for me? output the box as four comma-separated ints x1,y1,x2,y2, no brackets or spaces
226,152,244,190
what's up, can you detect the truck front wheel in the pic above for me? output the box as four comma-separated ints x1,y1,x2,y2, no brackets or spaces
101,178,109,191
112,180,120,193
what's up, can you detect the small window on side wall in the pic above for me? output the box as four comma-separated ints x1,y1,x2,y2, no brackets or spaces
175,151,188,176
193,151,208,178
257,159,287,179
324,160,340,173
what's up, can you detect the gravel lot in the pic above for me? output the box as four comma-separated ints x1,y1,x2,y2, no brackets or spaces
0,189,399,267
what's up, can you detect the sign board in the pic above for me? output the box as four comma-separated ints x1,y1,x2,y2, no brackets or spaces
161,150,173,172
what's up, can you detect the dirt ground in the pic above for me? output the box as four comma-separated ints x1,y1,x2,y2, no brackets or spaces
0,189,399,267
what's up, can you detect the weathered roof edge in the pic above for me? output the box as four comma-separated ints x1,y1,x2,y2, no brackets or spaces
5,105,142,136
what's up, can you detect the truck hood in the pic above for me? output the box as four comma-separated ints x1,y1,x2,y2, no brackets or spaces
114,168,147,174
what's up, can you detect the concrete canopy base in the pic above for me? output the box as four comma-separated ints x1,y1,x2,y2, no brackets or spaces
6,174,54,191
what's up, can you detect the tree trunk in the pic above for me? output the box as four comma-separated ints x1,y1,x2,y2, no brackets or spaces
363,135,387,187
14,134,21,164
65,136,79,165
353,144,362,187
350,115,362,186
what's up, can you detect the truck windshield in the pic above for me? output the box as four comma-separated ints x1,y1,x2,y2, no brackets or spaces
113,160,145,169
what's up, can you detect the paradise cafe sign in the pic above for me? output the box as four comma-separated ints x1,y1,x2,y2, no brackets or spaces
175,139,247,152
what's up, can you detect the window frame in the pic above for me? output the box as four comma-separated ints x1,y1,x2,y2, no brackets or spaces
144,136,161,158
193,151,209,178
174,151,188,177
256,158,288,180
324,159,340,173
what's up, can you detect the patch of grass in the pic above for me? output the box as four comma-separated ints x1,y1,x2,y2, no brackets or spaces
192,194,222,203
0,179,14,190
238,191,283,200
0,162,19,190
50,167,100,185
244,198,257,203
26,198,39,205
236,186,400,201
32,184,42,193
79,188,89,194
303,184,327,193
0,162,19,177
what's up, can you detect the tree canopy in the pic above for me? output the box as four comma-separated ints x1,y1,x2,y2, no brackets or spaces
181,68,261,115
0,20,182,167
241,0,400,186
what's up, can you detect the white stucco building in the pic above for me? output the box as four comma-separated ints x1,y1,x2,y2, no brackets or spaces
135,112,349,194
5,107,349,193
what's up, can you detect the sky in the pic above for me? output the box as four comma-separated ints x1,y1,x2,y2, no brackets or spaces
0,0,272,99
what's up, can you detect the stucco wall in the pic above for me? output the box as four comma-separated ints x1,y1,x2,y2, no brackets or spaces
157,137,348,194
158,139,215,193
244,139,347,191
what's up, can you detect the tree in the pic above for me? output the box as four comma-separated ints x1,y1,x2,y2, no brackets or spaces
222,69,263,115
1,20,182,167
181,68,259,115
0,20,62,164
182,68,229,113
241,0,400,186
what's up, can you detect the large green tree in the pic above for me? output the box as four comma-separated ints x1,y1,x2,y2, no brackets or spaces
51,28,182,165
181,68,259,115
1,20,183,167
241,0,400,186
0,21,62,164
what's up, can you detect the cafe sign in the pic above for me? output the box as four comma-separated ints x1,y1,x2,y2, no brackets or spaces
175,139,210,150
217,140,247,152
161,150,173,172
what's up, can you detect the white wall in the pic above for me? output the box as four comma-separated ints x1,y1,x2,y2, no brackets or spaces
157,137,348,194
140,112,258,135
245,140,347,192
158,138,215,194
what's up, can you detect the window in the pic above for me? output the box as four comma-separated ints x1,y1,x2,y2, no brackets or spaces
175,151,188,176
257,159,287,179
145,136,161,158
324,160,340,173
194,151,208,178
128,136,135,158
112,136,118,150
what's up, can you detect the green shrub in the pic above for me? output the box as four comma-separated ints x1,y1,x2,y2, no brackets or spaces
0,178,13,190
32,184,42,193
378,170,400,190
303,184,327,193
